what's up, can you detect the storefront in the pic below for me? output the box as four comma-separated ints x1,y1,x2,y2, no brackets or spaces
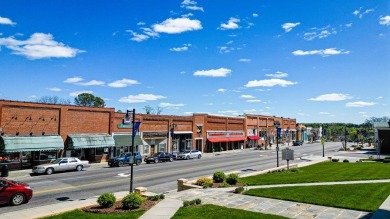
206,131,245,152
0,135,64,170
142,132,168,155
112,133,143,157
65,134,115,163
172,131,193,153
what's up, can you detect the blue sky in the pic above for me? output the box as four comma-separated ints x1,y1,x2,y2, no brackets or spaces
0,0,389,124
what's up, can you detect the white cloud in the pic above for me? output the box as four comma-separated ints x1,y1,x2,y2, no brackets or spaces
253,13,259,17
308,93,352,101
282,22,300,32
170,44,191,52
304,26,337,41
126,30,149,42
119,94,166,103
346,101,376,107
140,27,159,37
0,33,84,59
379,16,390,26
0,16,16,25
220,17,240,30
48,87,61,92
292,48,350,57
152,18,202,34
359,112,367,114
319,112,330,115
217,88,227,93
108,79,140,88
345,23,353,28
265,71,288,78
376,96,383,99
64,77,83,83
241,95,255,99
181,0,204,12
159,102,185,109
245,79,297,87
239,58,251,62
193,68,231,77
77,80,105,86
70,90,93,97
29,95,37,98
353,8,374,19
247,99,261,103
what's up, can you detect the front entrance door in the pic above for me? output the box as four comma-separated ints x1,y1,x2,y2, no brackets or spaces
195,139,203,152
150,145,155,155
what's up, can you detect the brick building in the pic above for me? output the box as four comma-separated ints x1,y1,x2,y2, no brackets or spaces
0,99,296,170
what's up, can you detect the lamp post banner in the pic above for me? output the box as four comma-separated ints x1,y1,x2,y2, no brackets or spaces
277,128,281,138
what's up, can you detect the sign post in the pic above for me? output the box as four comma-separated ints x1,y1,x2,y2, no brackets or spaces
282,147,294,170
276,128,281,167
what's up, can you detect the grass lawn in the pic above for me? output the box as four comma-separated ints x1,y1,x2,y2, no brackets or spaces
171,204,288,219
241,162,390,185
245,183,390,212
41,209,145,219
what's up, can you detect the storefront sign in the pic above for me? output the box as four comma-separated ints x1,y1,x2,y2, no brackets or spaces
118,124,132,129
207,131,245,138
143,132,167,139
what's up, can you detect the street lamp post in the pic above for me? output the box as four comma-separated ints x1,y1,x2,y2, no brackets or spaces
170,123,176,153
125,109,136,193
274,122,281,167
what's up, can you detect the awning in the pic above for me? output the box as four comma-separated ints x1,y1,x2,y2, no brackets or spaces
208,137,245,143
248,136,260,140
66,134,115,150
0,136,64,153
113,135,143,146
208,138,230,143
229,137,246,142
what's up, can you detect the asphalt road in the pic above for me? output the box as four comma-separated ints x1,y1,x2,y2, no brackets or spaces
0,142,346,213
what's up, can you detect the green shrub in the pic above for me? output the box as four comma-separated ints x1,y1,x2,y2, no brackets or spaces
183,199,202,207
384,156,390,160
122,193,144,210
226,173,239,185
202,182,213,188
219,182,231,188
343,159,349,163
195,177,213,186
97,193,116,208
383,159,390,163
234,187,245,194
148,194,165,201
332,159,339,162
213,171,226,183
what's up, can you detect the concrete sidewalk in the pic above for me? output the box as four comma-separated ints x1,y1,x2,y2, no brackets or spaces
139,198,182,219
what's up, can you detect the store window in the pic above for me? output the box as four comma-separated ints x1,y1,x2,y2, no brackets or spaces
96,147,108,155
144,145,149,155
0,152,20,162
39,151,57,160
158,143,166,152
185,139,192,150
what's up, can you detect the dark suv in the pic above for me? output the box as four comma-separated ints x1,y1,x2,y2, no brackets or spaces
108,152,142,167
144,152,174,164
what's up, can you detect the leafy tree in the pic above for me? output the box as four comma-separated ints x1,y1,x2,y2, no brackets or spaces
37,96,71,105
74,93,105,107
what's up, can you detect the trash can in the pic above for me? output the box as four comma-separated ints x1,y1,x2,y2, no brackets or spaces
1,165,9,177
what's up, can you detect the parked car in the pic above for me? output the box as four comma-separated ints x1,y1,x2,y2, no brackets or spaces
0,177,33,206
292,140,304,146
177,150,202,160
32,157,90,175
108,152,142,167
144,152,174,164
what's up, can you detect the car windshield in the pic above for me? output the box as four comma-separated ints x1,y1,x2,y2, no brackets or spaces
184,150,191,153
153,153,162,156
50,159,63,164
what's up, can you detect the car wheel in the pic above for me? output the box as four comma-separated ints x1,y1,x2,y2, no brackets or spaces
76,165,83,171
169,157,173,162
136,160,141,166
154,158,158,163
45,168,54,175
186,156,190,160
10,193,26,206
198,154,201,159
146,161,150,164
118,161,124,167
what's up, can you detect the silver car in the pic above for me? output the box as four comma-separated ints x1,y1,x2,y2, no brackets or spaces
32,157,90,175
177,150,202,160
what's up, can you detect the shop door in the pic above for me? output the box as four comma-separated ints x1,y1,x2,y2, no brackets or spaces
195,139,203,152
150,145,155,155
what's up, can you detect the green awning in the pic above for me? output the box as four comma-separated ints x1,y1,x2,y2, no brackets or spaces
0,136,64,153
67,134,115,150
113,135,143,146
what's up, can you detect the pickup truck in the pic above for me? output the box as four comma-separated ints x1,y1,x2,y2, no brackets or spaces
32,157,90,175
108,152,142,167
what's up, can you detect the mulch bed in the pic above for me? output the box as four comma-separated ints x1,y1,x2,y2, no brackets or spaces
82,200,160,214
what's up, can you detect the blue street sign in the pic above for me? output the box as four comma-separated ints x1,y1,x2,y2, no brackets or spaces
323,128,326,136
277,128,281,138
170,127,174,137
132,121,141,136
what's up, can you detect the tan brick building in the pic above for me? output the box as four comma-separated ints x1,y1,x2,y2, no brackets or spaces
0,99,296,170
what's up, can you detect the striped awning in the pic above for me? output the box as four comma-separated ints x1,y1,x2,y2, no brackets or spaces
66,134,115,149
0,136,64,152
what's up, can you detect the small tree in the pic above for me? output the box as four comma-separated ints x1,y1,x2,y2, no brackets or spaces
144,105,154,114
74,93,105,107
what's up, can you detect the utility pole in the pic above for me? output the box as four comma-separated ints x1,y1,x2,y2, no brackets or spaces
125,109,136,193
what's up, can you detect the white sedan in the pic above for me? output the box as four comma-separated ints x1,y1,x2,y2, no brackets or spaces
177,150,202,160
